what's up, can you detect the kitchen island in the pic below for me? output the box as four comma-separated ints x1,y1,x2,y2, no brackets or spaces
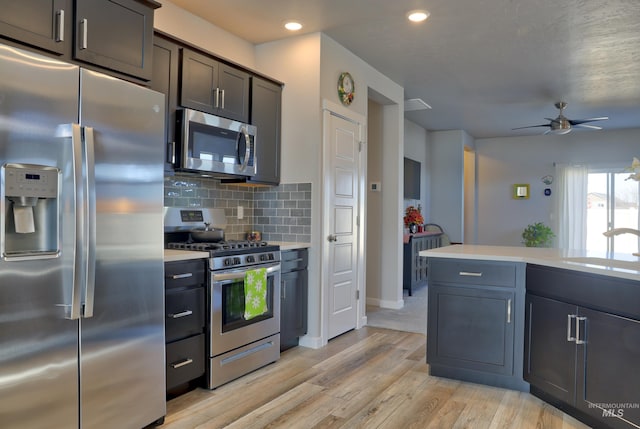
420,245,640,429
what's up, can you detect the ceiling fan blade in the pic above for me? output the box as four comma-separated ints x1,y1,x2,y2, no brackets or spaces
574,123,603,130
569,117,609,125
512,124,550,130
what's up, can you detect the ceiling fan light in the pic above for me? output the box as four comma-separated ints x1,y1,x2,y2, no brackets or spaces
549,128,572,135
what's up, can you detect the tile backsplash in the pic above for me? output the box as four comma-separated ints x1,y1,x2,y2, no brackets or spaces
164,174,311,243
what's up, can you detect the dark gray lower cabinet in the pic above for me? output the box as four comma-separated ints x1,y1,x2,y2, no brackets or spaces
526,296,640,429
426,258,528,391
429,285,515,375
526,264,640,429
165,259,206,395
280,249,308,351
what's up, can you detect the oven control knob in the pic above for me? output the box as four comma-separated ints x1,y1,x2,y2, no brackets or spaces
268,253,275,260
259,254,267,262
234,257,241,265
246,255,255,263
224,258,233,266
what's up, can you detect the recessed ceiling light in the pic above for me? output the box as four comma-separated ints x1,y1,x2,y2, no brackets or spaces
284,21,303,31
407,10,430,23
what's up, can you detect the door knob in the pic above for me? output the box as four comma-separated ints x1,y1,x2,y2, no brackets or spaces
327,234,337,242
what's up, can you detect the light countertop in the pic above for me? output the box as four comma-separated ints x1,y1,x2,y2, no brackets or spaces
269,241,311,251
420,244,640,281
164,249,209,262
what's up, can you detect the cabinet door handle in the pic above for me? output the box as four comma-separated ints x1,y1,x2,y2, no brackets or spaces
168,310,193,319
567,314,577,342
214,88,220,108
171,273,193,280
576,316,587,345
281,280,286,300
507,299,512,324
220,89,225,109
459,271,482,277
56,9,65,42
171,358,193,369
168,141,176,165
80,19,88,49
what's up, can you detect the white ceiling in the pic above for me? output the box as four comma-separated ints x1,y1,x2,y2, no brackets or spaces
169,0,640,139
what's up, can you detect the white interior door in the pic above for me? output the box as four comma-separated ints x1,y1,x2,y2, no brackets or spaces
325,111,361,339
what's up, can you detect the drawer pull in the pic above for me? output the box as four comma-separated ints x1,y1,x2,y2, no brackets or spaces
171,273,193,280
169,310,193,319
171,358,193,369
459,271,483,277
288,258,305,263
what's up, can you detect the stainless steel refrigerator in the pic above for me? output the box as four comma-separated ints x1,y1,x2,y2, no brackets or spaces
0,43,166,428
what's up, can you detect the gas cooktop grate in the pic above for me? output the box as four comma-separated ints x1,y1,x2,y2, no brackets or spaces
167,241,269,252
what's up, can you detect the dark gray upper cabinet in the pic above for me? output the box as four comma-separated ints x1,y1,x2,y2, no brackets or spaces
150,33,180,170
0,0,70,55
74,0,158,81
249,77,282,185
180,48,250,123
0,0,159,81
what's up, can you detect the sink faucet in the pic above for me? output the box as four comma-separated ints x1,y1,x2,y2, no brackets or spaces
602,228,640,256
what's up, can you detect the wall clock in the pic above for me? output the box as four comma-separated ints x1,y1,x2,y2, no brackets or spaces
338,72,355,106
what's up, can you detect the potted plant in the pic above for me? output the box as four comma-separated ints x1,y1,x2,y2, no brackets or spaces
522,222,555,247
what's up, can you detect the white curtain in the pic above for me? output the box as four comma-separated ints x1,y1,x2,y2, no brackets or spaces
554,163,588,250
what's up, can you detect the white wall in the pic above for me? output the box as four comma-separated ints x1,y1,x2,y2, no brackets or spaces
475,128,640,246
255,33,404,343
155,0,256,68
319,34,405,319
366,100,384,302
429,130,475,243
404,119,431,217
254,34,324,344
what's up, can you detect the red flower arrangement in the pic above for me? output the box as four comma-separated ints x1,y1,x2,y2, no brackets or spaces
403,205,424,227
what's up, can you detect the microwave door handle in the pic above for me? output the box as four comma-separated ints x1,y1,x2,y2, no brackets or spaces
239,126,251,172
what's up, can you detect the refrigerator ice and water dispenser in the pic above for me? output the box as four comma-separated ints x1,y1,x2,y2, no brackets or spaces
2,163,60,258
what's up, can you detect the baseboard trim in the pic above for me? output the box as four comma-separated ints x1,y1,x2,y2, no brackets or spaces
366,297,404,310
298,335,324,349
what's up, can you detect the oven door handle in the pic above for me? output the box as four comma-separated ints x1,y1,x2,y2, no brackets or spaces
212,264,281,282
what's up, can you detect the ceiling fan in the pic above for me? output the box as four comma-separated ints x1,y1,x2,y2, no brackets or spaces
513,101,609,135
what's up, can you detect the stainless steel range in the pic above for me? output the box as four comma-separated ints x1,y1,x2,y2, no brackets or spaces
164,207,281,389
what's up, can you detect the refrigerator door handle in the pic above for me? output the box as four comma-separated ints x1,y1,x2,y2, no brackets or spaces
81,126,97,318
68,123,85,320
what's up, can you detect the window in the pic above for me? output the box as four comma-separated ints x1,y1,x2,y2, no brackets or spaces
587,170,640,253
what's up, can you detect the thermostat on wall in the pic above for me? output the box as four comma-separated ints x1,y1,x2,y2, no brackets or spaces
370,182,381,192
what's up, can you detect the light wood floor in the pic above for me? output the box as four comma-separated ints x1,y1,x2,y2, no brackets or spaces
163,327,590,429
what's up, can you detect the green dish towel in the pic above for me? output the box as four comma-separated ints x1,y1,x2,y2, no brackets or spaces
244,267,268,320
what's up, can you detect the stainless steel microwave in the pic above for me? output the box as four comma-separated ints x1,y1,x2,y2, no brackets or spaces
176,108,257,177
